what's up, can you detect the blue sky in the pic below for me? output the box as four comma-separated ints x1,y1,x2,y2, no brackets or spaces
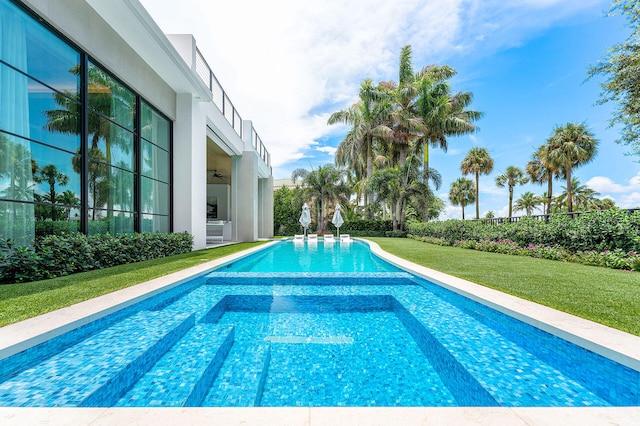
140,0,640,218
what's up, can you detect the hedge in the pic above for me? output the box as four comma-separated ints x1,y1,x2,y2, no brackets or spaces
406,209,640,253
0,232,193,284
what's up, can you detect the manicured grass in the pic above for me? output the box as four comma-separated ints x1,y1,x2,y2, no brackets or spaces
0,242,266,327
367,238,640,336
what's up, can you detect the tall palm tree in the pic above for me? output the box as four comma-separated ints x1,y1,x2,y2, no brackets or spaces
416,64,483,172
380,46,425,170
460,146,494,219
449,177,475,220
545,122,599,212
328,79,390,211
495,166,529,218
525,144,560,215
513,191,542,216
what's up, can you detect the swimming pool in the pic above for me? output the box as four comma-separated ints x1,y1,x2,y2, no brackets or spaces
0,239,638,408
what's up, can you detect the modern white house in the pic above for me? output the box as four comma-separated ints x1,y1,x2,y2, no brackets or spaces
0,0,274,250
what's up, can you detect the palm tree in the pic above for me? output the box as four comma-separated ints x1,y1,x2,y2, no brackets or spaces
298,165,350,233
57,190,80,220
449,177,475,220
495,166,529,218
380,46,425,170
460,146,494,219
526,144,560,215
545,122,599,212
513,191,542,216
556,177,602,211
328,79,390,211
367,168,402,229
416,64,482,172
33,164,69,222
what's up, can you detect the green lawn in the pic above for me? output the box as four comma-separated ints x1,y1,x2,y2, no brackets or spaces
367,237,640,336
0,242,266,327
1,237,639,337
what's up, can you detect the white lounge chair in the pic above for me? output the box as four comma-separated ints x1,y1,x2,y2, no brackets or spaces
308,234,318,241
339,234,351,242
206,221,224,244
294,234,305,241
324,234,335,243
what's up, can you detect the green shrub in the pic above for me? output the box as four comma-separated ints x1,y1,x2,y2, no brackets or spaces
0,232,193,284
407,209,640,253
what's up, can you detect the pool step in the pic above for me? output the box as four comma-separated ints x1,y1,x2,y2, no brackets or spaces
205,272,415,286
203,343,271,407
396,291,612,406
0,310,193,407
115,324,235,407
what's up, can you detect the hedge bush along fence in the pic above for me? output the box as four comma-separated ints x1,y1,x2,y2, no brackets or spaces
0,232,193,284
406,209,640,272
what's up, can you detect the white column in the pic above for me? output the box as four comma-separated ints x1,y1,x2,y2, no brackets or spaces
258,176,274,238
172,93,207,249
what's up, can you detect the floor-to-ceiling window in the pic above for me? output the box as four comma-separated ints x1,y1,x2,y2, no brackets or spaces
0,0,172,245
140,101,171,233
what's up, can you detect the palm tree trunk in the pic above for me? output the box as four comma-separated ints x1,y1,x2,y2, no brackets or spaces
475,171,480,219
366,142,373,218
566,167,573,213
508,186,514,218
546,177,553,215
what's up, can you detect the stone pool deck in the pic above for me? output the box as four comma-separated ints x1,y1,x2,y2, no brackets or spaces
1,240,639,425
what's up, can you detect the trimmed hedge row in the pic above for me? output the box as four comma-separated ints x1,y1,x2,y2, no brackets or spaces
277,219,396,237
412,235,640,272
0,232,193,284
406,209,640,253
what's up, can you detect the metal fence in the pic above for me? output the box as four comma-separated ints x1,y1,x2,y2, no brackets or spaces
475,208,639,225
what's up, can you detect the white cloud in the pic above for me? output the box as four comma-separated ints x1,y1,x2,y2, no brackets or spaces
585,172,640,208
617,192,640,208
585,176,626,193
140,0,609,179
316,146,338,156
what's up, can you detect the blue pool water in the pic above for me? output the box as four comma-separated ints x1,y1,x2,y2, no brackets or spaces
0,239,638,407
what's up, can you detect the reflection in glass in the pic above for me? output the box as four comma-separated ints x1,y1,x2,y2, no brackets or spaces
0,64,80,152
88,118,134,170
87,62,134,130
30,144,80,200
88,209,134,235
0,0,80,95
141,102,169,150
141,140,169,182
88,163,133,213
141,214,169,233
141,177,169,215
0,3,35,246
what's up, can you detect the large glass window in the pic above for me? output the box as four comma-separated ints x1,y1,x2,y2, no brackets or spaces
87,62,134,130
88,119,134,171
141,103,170,150
140,101,170,233
0,0,80,96
0,0,172,244
141,140,169,182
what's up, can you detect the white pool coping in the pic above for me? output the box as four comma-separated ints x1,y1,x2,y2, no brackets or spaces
1,239,639,425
